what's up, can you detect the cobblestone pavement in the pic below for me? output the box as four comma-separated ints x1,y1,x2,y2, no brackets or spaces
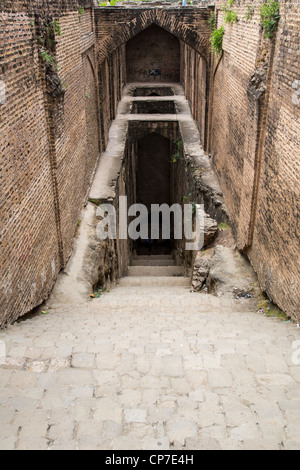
0,285,300,450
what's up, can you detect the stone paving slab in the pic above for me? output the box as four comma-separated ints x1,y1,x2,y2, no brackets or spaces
0,286,299,450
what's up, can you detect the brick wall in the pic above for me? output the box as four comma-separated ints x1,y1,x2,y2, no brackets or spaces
180,42,208,148
54,8,99,263
208,0,261,237
248,1,300,320
207,0,300,320
0,1,99,326
96,46,126,149
0,9,61,325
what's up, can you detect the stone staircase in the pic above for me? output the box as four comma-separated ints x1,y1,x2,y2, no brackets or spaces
119,255,190,287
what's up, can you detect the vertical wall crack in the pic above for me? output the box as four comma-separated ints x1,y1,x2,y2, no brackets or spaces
247,36,277,247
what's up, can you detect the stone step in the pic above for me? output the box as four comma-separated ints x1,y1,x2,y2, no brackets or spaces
108,286,192,295
128,266,183,277
119,276,190,287
132,259,177,267
133,255,174,261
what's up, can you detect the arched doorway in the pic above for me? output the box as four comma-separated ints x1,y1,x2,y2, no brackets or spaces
126,24,180,83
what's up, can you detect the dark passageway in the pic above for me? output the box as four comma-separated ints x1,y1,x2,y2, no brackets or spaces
135,133,173,255
137,133,171,209
126,24,180,83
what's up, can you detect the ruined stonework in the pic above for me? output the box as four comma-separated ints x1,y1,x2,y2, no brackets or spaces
0,0,299,326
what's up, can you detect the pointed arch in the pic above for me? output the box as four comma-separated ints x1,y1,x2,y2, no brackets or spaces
95,7,211,65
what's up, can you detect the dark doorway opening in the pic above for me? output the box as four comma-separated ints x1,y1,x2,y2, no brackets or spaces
132,87,175,97
135,133,173,255
126,24,180,83
131,101,175,115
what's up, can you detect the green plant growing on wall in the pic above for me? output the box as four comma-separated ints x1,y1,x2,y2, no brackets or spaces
260,0,280,38
172,153,180,163
78,7,85,21
171,139,183,163
224,9,238,23
221,0,238,24
208,11,216,31
34,16,67,98
218,222,231,229
245,4,255,21
40,50,55,65
60,79,68,91
191,201,196,214
183,194,196,214
52,19,61,36
98,0,118,4
210,26,224,55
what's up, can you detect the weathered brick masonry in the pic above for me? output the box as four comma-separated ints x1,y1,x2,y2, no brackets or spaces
0,0,299,325
0,0,98,326
247,1,300,320
209,0,300,320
